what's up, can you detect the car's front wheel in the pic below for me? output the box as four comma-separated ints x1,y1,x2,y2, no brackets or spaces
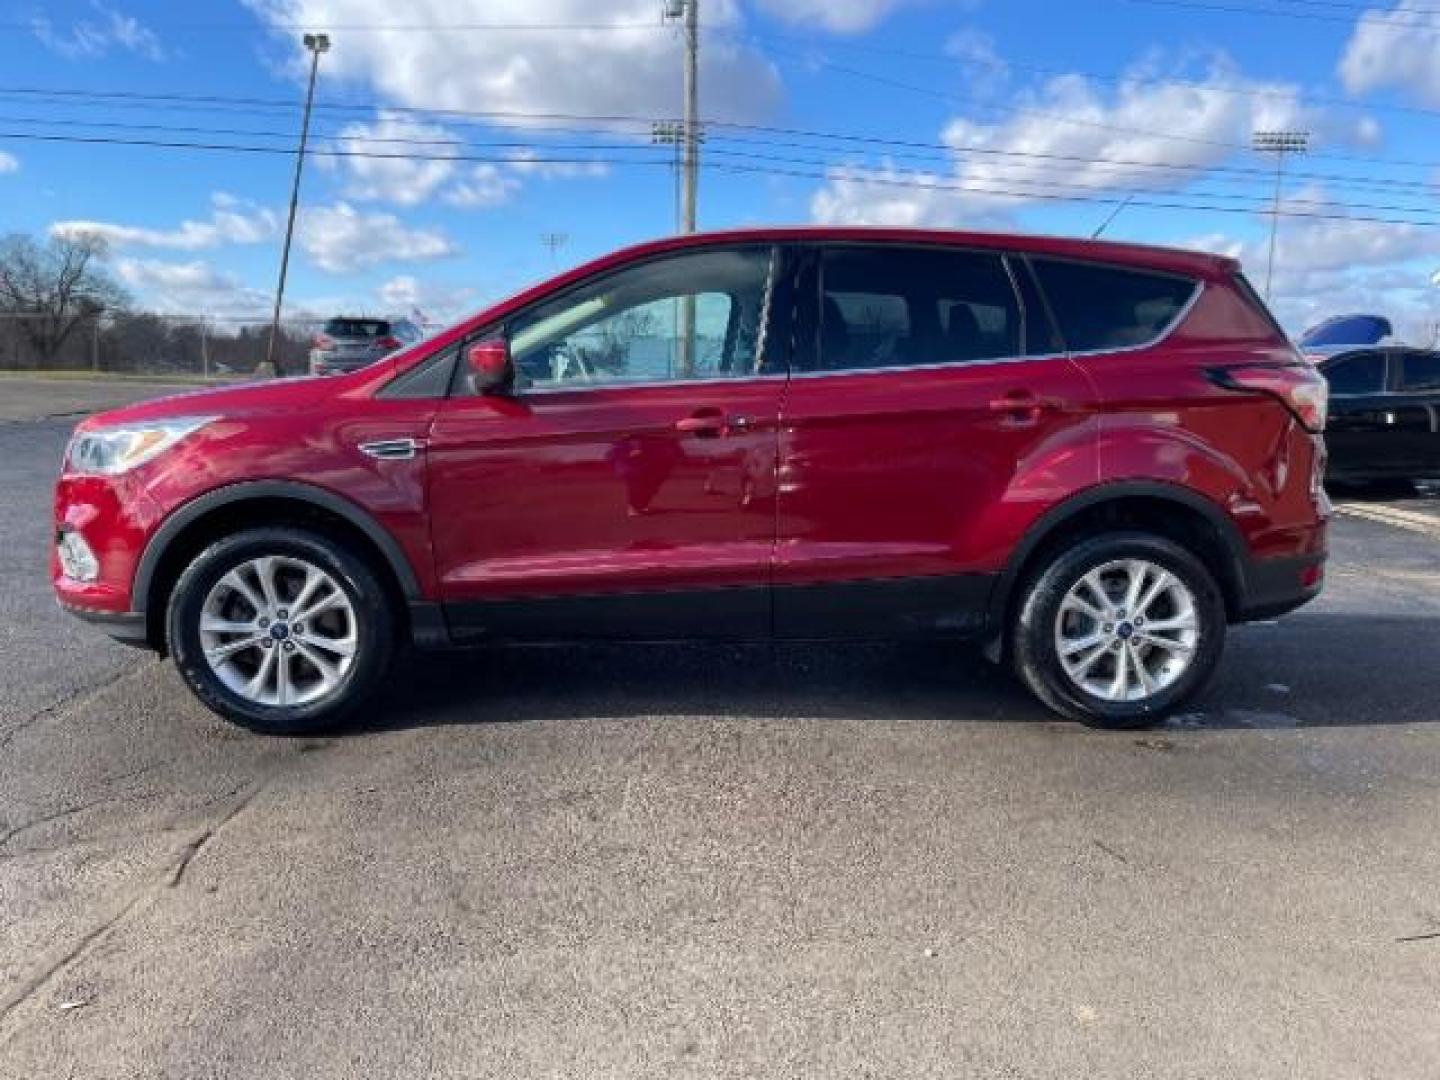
1012,532,1227,728
167,527,395,734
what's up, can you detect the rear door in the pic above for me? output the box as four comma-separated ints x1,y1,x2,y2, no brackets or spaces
1321,350,1401,479
1393,349,1440,479
426,245,789,641
773,243,1096,638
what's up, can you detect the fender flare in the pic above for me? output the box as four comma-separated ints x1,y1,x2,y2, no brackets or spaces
132,479,424,615
983,480,1250,635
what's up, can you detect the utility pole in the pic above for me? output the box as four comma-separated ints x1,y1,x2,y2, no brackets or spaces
540,232,569,268
664,0,700,374
263,32,329,377
1253,130,1309,303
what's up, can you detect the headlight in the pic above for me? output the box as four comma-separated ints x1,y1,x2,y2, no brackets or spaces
66,416,217,476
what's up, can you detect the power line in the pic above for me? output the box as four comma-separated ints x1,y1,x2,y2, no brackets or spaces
10,127,1440,228
1121,0,1440,26
8,81,1440,173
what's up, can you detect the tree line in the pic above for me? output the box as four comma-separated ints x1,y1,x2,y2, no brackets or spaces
0,232,311,375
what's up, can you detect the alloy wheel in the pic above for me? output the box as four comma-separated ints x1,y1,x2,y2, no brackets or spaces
197,555,358,707
1053,558,1200,704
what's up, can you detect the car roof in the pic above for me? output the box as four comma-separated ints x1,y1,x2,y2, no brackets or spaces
595,226,1240,280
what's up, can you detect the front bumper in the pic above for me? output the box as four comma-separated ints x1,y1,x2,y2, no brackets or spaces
58,601,151,648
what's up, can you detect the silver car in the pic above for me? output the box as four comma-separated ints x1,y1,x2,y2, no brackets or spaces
309,317,423,376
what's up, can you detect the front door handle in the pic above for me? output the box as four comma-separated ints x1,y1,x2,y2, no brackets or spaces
988,391,1052,423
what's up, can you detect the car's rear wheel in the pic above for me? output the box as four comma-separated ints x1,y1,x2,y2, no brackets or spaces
167,527,395,734
1012,532,1226,728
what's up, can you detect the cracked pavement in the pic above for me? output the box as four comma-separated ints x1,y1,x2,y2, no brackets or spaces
2,378,1440,1078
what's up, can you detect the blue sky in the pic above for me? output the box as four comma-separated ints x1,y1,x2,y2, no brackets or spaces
4,0,1439,340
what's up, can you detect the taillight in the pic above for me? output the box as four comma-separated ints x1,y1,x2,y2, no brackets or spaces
377,335,402,351
313,333,334,350
1209,362,1328,433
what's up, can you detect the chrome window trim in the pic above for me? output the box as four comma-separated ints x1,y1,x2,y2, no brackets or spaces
462,245,1205,394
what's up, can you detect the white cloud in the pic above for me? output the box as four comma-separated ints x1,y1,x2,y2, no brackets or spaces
1339,2,1440,107
333,112,460,205
811,160,1015,229
505,150,611,181
752,0,927,34
810,57,1378,228
244,0,781,125
31,2,165,61
113,258,271,317
443,164,522,208
0,152,18,174
376,275,477,323
299,202,459,273
51,193,278,251
1186,192,1440,342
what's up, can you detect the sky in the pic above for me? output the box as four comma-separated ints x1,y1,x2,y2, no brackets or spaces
4,0,1440,341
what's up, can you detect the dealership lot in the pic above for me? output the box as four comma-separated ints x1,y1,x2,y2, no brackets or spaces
3,377,1439,1078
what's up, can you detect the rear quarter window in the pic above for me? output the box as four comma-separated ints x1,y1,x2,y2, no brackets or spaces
1323,352,1386,396
1031,259,1197,353
324,319,390,338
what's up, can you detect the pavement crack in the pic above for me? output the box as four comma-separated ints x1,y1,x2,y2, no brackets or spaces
0,660,159,753
167,779,267,888
1395,931,1440,943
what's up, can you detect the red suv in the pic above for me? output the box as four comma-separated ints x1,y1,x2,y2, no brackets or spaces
52,228,1329,733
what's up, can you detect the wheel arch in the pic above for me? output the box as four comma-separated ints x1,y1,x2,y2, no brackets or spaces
985,481,1250,655
134,480,423,652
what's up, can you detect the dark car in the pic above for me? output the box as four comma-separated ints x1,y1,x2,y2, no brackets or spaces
309,316,423,376
1314,346,1440,483
53,227,1328,734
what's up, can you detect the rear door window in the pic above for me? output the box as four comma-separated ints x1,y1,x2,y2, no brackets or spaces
1031,259,1197,352
1398,351,1440,392
1323,352,1386,396
812,246,1021,372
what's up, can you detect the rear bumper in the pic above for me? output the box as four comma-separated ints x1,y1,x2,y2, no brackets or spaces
1236,552,1326,621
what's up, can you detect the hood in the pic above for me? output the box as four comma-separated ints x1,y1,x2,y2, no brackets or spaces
74,371,367,432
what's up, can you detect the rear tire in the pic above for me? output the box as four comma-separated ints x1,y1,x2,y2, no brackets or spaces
1012,531,1226,728
167,527,395,734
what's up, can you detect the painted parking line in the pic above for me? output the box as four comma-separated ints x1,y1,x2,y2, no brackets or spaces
1335,502,1440,539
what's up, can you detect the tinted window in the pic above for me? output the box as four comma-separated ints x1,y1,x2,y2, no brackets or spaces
1031,259,1196,352
324,318,390,338
507,247,774,389
814,247,1020,372
1323,352,1386,396
1399,351,1440,392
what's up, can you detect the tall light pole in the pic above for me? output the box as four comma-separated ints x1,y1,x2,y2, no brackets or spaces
263,31,329,377
1253,130,1309,303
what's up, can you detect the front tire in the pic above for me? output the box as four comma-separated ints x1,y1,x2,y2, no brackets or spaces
167,527,395,734
1012,532,1226,728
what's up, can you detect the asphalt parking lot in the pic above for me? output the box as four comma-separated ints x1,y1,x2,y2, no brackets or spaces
2,376,1439,1078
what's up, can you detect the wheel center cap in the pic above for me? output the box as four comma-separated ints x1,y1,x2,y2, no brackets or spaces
269,622,290,641
1116,622,1134,640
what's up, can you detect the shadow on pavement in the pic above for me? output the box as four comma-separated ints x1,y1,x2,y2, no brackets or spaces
354,612,1440,736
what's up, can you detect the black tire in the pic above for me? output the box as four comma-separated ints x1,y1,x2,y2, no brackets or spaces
1012,531,1226,728
167,526,395,734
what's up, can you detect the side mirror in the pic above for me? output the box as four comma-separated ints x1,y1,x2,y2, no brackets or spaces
466,337,514,395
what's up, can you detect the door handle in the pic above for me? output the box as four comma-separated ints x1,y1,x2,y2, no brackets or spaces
674,409,755,437
988,391,1051,422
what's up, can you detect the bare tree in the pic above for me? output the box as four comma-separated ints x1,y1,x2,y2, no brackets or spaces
0,232,128,367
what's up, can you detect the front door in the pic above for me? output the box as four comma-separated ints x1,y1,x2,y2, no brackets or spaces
427,245,788,641
774,243,1097,638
